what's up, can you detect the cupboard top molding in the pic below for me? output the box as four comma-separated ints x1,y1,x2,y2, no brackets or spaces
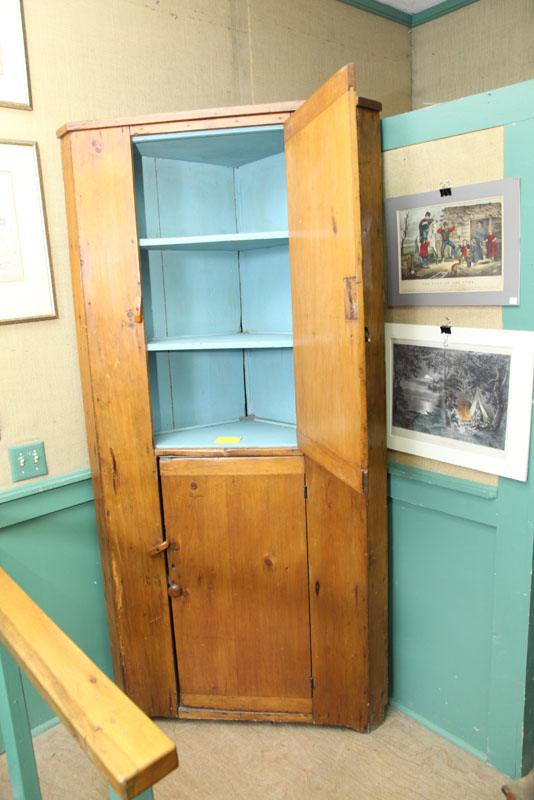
56,96,382,139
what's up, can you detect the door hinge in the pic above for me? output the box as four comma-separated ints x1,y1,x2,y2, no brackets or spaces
310,675,314,691
304,484,308,499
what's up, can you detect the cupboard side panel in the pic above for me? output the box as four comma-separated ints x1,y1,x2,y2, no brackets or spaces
60,135,121,681
356,105,388,726
63,128,177,716
306,457,382,731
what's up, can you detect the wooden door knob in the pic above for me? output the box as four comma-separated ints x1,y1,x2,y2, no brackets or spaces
168,584,183,598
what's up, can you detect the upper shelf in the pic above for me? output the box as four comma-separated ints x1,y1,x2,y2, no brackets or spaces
132,125,285,167
147,333,293,351
139,232,289,252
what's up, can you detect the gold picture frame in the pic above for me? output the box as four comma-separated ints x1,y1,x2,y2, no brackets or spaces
0,140,56,324
0,0,31,110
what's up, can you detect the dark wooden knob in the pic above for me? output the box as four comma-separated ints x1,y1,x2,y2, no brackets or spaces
168,584,183,598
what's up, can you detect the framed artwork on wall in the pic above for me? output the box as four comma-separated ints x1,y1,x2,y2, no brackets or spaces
385,178,520,306
0,0,31,109
386,323,534,481
0,141,56,324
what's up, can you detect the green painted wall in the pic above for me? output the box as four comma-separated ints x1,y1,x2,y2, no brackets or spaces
383,80,534,779
0,471,113,753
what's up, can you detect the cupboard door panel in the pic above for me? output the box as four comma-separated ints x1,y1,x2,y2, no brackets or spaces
160,456,312,712
305,457,387,731
285,64,375,493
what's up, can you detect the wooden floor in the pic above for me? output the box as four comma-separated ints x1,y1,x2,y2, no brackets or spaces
0,708,507,799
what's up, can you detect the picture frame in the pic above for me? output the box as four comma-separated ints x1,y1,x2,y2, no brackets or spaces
386,323,534,481
385,179,520,306
0,140,56,324
0,0,31,110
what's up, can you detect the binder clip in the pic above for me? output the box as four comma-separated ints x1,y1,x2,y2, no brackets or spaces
440,181,452,197
440,317,452,347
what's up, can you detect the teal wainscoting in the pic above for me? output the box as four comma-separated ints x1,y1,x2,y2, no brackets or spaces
388,463,534,777
383,80,534,779
0,470,113,754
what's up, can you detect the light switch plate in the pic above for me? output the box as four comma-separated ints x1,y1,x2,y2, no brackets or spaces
8,441,48,483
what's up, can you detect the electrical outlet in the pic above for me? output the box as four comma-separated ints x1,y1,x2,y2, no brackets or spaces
8,441,48,483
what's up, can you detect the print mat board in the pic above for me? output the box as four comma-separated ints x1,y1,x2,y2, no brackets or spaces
0,0,31,109
386,324,534,481
385,179,520,306
0,141,56,323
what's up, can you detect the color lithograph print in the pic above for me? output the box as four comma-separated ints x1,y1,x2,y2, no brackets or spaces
398,195,503,294
385,325,534,481
385,180,520,306
392,342,510,451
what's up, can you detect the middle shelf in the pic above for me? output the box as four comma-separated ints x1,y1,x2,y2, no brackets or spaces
139,231,289,252
146,332,293,351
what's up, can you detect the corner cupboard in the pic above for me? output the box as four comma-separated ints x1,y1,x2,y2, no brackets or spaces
58,64,388,731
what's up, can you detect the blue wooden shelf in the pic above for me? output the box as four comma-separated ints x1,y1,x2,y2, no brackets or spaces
132,125,285,167
154,417,297,450
147,332,292,352
139,232,289,252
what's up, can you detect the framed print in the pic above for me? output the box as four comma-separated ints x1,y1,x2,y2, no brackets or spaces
385,179,520,306
386,324,534,481
0,141,56,324
0,0,31,109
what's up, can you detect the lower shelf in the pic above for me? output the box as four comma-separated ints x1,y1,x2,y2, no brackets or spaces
154,417,297,450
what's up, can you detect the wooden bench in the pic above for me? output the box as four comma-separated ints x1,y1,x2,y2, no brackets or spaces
0,567,178,799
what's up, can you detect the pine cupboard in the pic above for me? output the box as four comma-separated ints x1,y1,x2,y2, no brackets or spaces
58,64,388,731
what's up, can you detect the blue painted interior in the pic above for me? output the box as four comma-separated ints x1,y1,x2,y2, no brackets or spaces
235,152,289,232
156,159,236,238
133,125,296,444
162,251,241,336
168,350,246,430
240,246,293,333
245,349,297,424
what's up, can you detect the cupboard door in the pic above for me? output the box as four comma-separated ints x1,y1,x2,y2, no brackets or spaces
160,456,312,718
285,65,388,730
284,63,384,494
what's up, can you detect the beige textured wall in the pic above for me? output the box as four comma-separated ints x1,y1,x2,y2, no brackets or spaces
0,0,410,490
383,126,504,485
412,0,534,109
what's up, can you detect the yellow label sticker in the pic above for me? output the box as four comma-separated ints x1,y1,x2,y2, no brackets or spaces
214,436,242,444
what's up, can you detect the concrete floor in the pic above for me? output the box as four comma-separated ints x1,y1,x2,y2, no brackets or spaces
0,708,508,799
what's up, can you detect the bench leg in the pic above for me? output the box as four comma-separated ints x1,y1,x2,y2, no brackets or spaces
109,787,155,799
0,645,42,800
